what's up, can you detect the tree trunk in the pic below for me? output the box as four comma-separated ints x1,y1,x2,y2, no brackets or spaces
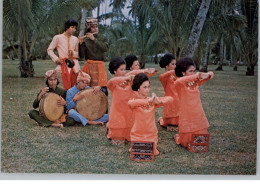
216,35,224,71
18,0,34,77
79,8,88,36
200,35,211,72
3,33,19,58
181,0,211,58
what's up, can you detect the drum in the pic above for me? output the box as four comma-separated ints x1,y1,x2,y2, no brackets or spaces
65,58,75,68
39,92,64,121
75,88,108,121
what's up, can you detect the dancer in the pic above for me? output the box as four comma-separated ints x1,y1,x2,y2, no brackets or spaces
174,57,214,148
128,73,173,155
158,54,179,127
125,54,158,77
106,57,137,142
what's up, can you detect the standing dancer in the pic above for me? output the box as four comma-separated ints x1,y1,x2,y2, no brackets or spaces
158,54,179,127
47,18,80,91
174,57,214,148
128,73,173,155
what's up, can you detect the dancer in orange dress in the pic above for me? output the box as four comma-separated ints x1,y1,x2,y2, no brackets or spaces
173,57,214,148
125,54,158,77
107,57,157,142
128,73,173,155
158,54,179,127
106,57,137,142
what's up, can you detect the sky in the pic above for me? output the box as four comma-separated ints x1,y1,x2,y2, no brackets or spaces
92,0,132,25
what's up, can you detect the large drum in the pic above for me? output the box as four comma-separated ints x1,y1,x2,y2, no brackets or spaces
39,92,64,121
75,88,108,121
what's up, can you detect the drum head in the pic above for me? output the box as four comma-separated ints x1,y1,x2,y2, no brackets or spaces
75,88,108,121
39,93,64,121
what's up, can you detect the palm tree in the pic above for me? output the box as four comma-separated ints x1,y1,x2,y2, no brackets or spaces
3,0,97,77
181,0,212,58
239,0,258,75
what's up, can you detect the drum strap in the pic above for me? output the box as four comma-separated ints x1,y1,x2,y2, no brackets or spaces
82,59,107,87
61,58,78,91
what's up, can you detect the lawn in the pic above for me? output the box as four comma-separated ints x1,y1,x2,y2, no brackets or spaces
1,59,257,175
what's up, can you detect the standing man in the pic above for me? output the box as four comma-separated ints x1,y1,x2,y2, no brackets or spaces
78,18,108,95
47,18,81,91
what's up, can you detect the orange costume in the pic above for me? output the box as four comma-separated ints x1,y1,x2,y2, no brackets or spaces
128,96,173,155
107,76,137,141
159,70,179,126
82,60,107,87
174,73,214,148
47,33,80,91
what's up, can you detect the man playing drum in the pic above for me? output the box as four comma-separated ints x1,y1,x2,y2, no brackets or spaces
47,18,81,91
78,18,108,96
28,70,76,128
66,71,109,126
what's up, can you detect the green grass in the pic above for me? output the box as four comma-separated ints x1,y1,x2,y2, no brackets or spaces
1,59,257,174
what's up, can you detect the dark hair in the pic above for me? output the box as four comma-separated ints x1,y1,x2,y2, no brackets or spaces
159,54,175,68
175,57,195,77
65,19,78,31
46,79,59,87
108,56,126,74
132,73,150,91
125,55,138,70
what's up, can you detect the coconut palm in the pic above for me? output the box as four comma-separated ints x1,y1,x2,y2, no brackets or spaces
239,0,258,75
3,0,97,77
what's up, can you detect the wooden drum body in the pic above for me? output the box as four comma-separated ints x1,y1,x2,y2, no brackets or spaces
75,88,108,121
39,92,64,121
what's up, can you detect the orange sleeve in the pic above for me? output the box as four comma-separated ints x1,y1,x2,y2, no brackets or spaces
126,69,144,76
159,70,175,89
198,71,214,86
155,96,174,108
175,74,199,85
128,98,150,109
145,70,158,77
107,76,129,91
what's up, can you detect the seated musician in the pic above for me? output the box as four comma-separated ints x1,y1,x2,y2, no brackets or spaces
66,71,109,126
28,70,76,128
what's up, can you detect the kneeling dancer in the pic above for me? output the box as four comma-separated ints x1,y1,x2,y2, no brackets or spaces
128,73,173,155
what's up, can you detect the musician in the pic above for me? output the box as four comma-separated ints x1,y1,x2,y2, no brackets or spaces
47,18,81,91
28,70,76,128
128,73,173,155
78,18,108,96
66,71,109,126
